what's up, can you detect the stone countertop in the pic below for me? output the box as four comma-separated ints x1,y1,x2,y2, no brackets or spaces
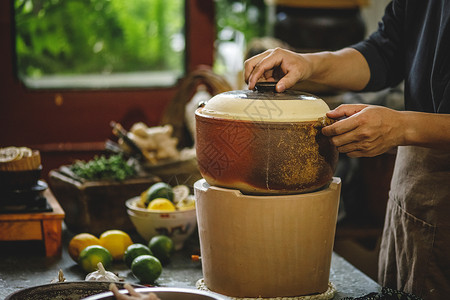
0,224,380,299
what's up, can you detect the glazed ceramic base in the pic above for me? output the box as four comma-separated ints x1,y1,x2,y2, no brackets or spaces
194,178,341,298
196,279,336,300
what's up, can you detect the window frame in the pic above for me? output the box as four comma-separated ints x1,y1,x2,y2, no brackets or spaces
0,0,215,177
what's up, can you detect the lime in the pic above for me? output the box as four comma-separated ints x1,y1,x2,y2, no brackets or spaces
147,198,176,212
131,255,162,283
68,233,101,262
124,243,153,268
172,185,190,203
78,245,113,273
145,182,174,206
99,230,133,261
148,235,174,264
176,195,196,211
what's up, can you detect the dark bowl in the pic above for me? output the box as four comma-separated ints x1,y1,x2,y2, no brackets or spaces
4,281,143,300
0,166,42,190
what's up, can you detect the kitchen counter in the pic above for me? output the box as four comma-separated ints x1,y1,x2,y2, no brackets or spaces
0,222,380,299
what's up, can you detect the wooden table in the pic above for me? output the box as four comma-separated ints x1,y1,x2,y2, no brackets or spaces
0,189,65,256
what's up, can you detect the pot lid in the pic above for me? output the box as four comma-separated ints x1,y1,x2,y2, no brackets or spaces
197,82,330,122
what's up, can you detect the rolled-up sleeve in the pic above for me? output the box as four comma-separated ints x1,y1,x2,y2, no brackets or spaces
351,0,406,92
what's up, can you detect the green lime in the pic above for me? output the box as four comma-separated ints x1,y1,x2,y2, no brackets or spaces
124,243,153,268
78,245,113,273
172,185,190,203
148,235,174,264
131,255,162,283
145,182,174,206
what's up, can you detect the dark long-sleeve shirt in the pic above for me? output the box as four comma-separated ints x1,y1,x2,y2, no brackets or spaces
352,0,450,113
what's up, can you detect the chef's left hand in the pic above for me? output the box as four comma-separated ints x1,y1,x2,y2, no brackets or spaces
322,104,405,157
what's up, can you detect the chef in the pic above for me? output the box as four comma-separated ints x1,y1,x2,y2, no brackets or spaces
244,1,450,299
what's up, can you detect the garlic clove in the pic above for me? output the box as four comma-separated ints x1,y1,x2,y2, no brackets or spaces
85,262,120,282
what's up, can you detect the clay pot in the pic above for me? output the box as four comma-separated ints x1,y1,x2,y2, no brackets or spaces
195,82,338,195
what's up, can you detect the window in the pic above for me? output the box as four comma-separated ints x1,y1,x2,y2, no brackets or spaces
14,0,185,89
1,0,214,177
214,0,267,88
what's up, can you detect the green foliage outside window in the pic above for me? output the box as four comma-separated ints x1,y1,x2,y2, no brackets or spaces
213,0,267,82
215,0,267,44
14,0,185,78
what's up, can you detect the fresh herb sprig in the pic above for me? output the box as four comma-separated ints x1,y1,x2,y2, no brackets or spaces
70,154,137,181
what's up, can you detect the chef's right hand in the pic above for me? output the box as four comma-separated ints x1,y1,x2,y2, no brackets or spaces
110,283,160,300
244,48,313,93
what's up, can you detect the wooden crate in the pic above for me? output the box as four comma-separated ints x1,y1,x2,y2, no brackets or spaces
48,170,160,235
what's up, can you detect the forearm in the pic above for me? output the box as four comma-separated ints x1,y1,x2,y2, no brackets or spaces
400,111,450,149
304,48,370,91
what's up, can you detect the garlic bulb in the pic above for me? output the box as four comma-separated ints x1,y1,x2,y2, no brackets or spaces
85,262,120,282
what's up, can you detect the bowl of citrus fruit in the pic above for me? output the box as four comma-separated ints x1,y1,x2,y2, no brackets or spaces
126,182,196,250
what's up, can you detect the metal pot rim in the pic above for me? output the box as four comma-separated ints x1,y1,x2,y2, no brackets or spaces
83,286,228,300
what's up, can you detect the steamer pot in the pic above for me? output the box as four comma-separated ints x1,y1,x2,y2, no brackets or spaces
195,82,338,194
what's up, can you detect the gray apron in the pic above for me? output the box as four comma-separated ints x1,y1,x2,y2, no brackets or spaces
378,146,450,300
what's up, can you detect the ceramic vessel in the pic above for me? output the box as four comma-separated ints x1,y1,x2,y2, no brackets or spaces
194,178,341,298
195,82,338,195
126,197,197,250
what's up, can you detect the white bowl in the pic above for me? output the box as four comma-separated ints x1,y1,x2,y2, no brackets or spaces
125,197,197,250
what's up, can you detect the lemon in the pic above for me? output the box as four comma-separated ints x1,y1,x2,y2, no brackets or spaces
131,255,162,283
124,243,153,268
145,182,174,206
148,235,174,264
68,233,101,262
147,198,176,212
138,189,148,208
78,245,113,273
99,230,133,261
176,195,196,211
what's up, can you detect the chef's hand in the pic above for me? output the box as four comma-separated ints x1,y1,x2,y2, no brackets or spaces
322,104,405,157
244,48,312,92
110,283,160,300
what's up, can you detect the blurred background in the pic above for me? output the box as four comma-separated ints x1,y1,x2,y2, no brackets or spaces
1,0,395,280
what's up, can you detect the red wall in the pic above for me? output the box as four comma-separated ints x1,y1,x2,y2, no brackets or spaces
0,0,215,178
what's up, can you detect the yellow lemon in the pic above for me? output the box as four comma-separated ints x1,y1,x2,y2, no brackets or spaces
68,233,101,262
99,230,133,261
147,198,176,212
138,189,148,208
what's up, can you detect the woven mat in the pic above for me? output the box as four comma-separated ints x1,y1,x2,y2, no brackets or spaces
196,278,336,300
